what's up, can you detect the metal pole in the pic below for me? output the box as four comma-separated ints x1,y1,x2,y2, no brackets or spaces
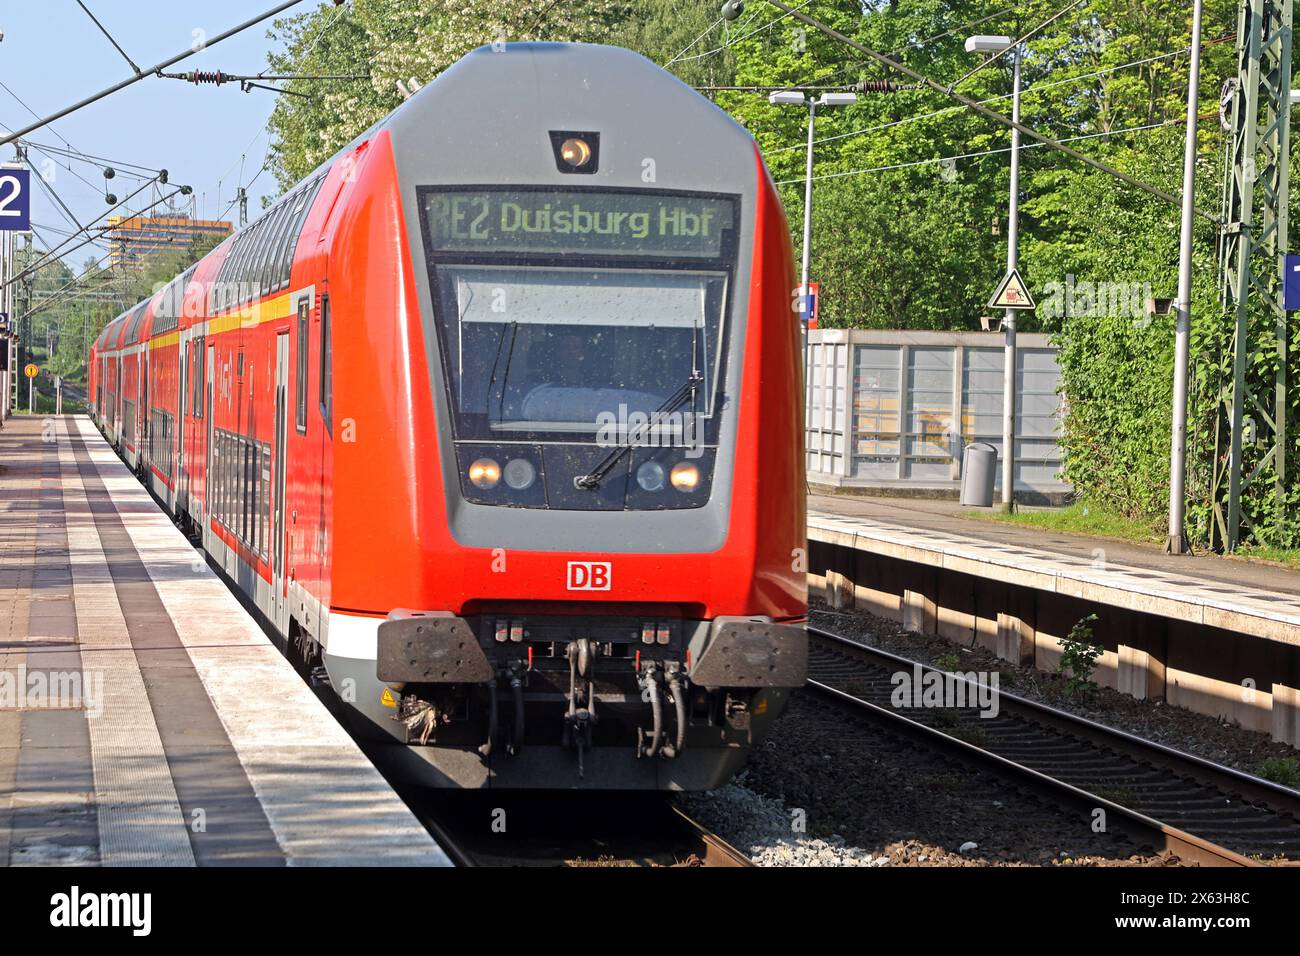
2,231,9,419
1000,45,1022,511
0,232,7,425
800,101,817,315
1168,0,1204,555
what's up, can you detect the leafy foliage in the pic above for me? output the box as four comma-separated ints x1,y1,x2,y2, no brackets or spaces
265,0,631,189
252,0,1296,547
1056,613,1102,697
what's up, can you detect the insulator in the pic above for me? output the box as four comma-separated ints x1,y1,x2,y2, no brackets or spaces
857,80,906,93
188,70,227,85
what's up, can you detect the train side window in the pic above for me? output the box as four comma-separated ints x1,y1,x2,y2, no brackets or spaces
295,300,308,433
256,210,281,287
225,433,234,529
238,224,259,302
319,294,332,435
234,223,260,304
235,436,244,542
276,184,312,290
223,235,245,309
250,212,276,298
254,443,262,554
212,434,219,523
261,203,293,295
234,231,256,305
251,442,261,553
242,438,252,546
222,433,230,527
226,433,234,535
252,206,283,298
215,433,224,525
216,433,224,525
226,434,234,529
220,240,238,310
247,438,256,548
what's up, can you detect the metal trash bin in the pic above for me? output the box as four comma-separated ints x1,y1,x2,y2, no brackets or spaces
960,442,998,507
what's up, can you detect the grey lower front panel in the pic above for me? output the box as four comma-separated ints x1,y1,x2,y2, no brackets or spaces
324,650,788,791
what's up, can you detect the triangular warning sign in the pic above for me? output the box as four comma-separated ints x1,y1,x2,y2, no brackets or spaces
987,269,1036,310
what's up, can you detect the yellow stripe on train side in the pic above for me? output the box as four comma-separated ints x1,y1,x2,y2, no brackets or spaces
147,292,293,351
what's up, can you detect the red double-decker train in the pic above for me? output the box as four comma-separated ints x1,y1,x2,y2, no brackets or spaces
90,43,806,789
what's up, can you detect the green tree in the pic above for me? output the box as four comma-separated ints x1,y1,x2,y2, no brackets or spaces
265,0,631,189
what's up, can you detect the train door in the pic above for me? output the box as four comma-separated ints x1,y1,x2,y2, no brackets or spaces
140,348,150,470
272,332,289,635
177,334,189,511
204,342,215,543
113,356,121,440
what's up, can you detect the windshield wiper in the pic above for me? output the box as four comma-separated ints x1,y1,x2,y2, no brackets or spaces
483,321,518,428
574,370,703,491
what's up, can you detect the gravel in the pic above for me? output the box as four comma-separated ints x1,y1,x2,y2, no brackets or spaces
688,594,1299,868
682,693,1172,867
682,778,887,867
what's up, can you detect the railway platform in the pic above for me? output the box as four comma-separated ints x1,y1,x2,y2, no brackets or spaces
807,493,1300,747
0,414,449,866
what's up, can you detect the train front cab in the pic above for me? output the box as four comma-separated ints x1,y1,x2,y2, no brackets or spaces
317,44,807,790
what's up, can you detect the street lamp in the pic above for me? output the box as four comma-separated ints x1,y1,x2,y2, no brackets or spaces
1167,0,1205,554
966,34,1021,511
769,89,858,324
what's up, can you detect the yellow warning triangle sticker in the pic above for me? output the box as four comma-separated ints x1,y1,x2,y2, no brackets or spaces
987,269,1036,310
380,687,399,708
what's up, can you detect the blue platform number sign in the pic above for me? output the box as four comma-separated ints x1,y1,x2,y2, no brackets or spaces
1286,254,1300,312
0,168,31,232
798,281,820,330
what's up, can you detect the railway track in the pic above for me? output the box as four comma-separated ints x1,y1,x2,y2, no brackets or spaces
403,791,753,867
807,626,1300,867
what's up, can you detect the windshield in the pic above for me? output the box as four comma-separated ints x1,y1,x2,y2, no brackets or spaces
434,265,726,437
419,187,739,444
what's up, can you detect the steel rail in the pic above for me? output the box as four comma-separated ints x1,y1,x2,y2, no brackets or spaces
806,626,1283,867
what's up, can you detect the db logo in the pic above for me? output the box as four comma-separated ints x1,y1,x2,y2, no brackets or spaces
567,561,611,591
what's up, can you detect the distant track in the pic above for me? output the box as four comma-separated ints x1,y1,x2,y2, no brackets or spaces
806,626,1300,867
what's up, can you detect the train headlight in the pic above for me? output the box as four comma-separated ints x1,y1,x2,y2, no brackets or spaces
468,457,501,489
559,137,592,168
503,458,536,491
636,461,665,492
670,462,699,492
550,130,599,173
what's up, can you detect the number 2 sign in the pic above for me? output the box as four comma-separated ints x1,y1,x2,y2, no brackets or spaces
0,168,31,232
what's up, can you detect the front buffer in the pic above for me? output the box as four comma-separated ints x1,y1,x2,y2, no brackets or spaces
325,610,806,789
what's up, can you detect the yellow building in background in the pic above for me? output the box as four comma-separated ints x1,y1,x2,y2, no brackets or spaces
106,215,232,270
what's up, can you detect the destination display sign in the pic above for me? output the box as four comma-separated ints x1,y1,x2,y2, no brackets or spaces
423,188,735,259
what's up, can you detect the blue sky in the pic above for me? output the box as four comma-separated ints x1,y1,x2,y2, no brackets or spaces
0,1,333,270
